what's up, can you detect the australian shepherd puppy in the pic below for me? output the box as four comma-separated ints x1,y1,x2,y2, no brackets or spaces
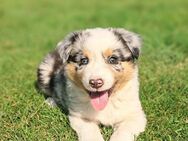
37,28,146,141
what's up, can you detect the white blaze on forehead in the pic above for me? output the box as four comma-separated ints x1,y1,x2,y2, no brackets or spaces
83,29,122,53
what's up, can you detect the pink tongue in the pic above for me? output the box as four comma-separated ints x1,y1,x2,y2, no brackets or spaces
90,91,109,111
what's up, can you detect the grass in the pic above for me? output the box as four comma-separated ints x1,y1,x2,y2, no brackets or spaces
0,0,187,140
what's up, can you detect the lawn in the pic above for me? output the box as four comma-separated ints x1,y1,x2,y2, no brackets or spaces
0,0,187,140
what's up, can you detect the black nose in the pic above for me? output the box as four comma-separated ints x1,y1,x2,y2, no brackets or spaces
89,78,104,89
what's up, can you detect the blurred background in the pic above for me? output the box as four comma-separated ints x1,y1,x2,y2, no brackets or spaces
0,0,187,140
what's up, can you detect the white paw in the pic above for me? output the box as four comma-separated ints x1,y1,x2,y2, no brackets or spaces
45,97,57,107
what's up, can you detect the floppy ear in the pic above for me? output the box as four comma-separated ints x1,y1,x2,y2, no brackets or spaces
112,28,142,59
56,31,82,64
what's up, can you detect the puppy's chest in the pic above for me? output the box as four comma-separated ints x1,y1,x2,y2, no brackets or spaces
68,95,129,126
95,100,129,125
66,84,132,125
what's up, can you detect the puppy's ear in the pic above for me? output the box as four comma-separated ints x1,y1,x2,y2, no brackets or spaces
111,28,142,59
56,31,82,64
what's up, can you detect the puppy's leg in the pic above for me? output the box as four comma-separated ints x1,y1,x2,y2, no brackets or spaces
69,116,104,141
110,114,146,141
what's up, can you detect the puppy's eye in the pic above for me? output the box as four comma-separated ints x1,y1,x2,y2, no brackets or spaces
80,57,89,65
108,56,119,64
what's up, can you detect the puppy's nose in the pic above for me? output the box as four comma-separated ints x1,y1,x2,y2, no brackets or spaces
89,78,104,89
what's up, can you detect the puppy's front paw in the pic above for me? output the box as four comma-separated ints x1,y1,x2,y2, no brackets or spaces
45,97,57,107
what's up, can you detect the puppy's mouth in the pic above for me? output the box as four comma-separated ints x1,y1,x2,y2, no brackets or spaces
87,87,113,111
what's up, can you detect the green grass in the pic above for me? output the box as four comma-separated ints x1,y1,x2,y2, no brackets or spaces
0,0,188,140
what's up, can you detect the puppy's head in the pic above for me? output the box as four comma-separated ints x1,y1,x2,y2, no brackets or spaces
57,28,142,111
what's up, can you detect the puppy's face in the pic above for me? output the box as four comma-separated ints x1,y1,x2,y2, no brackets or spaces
58,28,141,111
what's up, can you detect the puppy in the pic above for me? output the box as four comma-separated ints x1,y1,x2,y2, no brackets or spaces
37,28,146,141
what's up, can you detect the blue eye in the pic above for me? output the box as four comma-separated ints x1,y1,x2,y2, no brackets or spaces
108,56,119,64
80,57,89,65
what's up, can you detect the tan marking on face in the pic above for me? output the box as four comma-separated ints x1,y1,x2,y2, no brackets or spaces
103,48,113,58
65,63,85,90
65,48,92,92
113,62,135,93
82,49,92,59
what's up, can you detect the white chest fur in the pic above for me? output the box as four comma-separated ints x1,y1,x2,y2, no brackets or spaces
67,77,143,126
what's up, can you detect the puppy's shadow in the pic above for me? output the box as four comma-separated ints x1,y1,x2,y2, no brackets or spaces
34,81,69,115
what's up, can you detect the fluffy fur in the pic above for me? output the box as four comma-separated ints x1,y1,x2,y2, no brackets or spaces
37,28,147,141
